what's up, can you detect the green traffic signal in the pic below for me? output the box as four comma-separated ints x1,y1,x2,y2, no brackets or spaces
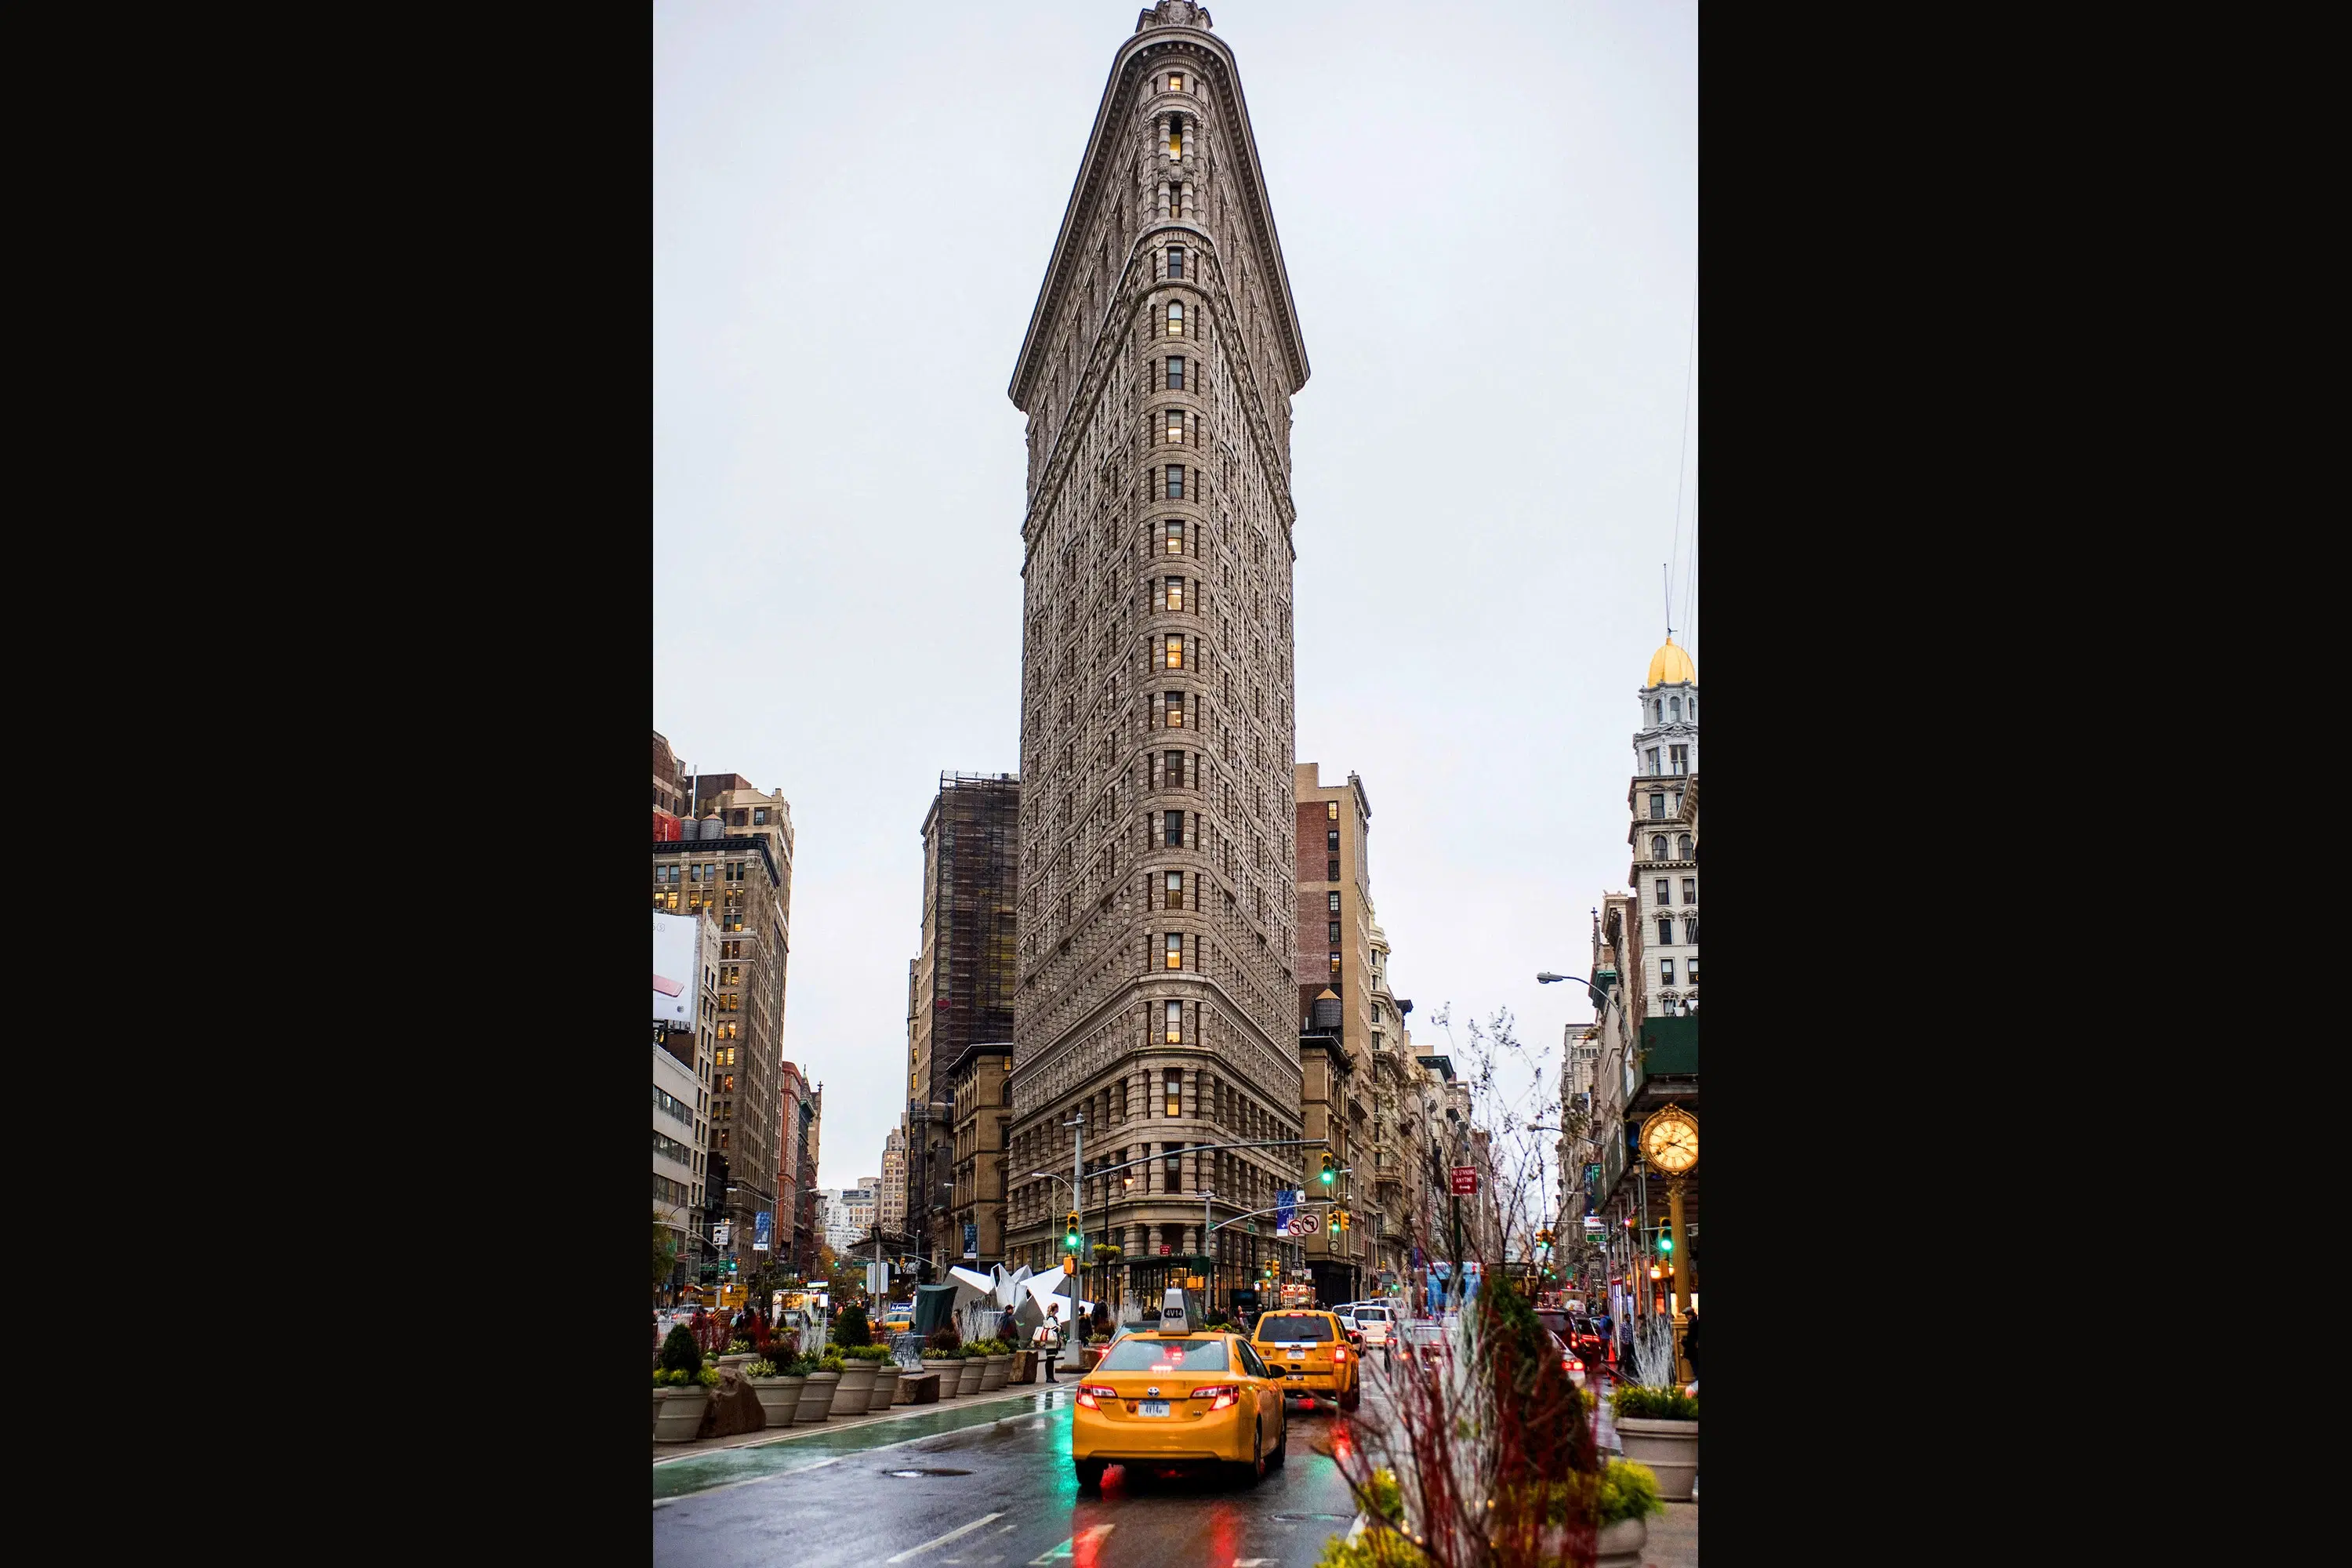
1319,1152,1336,1186
1657,1233,1673,1254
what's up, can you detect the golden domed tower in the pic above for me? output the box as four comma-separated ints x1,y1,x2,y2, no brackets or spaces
1628,637,1697,1018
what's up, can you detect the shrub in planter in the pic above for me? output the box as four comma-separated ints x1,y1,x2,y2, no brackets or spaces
1610,1384,1698,1503
796,1354,844,1423
833,1303,873,1348
925,1324,962,1354
659,1323,705,1380
1609,1385,1699,1421
652,1363,720,1442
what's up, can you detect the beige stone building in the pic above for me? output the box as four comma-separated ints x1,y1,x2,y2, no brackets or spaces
1001,2,1312,1313
879,1125,908,1237
651,769,795,1279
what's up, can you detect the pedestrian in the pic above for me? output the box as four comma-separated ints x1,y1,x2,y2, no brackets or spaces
1679,1305,1699,1380
996,1303,1018,1345
1091,1298,1112,1341
1034,1301,1065,1382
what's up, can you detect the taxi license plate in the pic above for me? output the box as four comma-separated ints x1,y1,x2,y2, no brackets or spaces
1287,1350,1305,1359
1138,1400,1171,1417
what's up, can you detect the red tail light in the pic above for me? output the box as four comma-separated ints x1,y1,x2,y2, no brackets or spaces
1334,1346,1348,1362
1076,1384,1115,1409
1192,1385,1239,1410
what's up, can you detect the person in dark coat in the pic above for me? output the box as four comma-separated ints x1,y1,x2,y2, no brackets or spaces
1091,1299,1112,1341
1679,1305,1699,1378
996,1304,1018,1345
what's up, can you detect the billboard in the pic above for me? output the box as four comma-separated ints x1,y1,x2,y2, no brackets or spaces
754,1211,772,1252
654,912,699,1029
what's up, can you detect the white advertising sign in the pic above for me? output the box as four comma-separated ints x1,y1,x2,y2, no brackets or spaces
654,912,699,1029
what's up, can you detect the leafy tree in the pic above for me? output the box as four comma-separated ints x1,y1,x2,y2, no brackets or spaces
654,1214,681,1293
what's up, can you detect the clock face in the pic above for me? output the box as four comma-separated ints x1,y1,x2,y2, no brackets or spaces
1644,1113,1697,1174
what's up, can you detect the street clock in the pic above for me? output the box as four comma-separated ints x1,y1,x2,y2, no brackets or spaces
1639,1105,1698,1176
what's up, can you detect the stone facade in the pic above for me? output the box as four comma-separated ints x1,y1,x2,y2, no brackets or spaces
1002,3,1312,1310
1628,641,1698,1017
1294,764,1374,1300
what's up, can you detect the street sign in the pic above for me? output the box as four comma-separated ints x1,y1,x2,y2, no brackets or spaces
1283,1210,1321,1237
1159,1243,1171,1255
1450,1167,1478,1196
713,1221,732,1247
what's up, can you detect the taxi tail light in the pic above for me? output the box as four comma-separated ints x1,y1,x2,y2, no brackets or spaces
1333,1346,1349,1362
1192,1385,1239,1410
1076,1384,1116,1409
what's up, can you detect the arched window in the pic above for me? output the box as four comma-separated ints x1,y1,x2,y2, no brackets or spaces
1168,302,1185,336
1677,834,1693,859
1669,697,1681,721
1650,834,1668,860
1654,699,1664,723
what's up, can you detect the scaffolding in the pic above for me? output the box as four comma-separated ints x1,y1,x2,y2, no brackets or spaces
929,773,1020,1102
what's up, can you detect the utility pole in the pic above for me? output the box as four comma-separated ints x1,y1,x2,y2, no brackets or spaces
1064,1108,1085,1320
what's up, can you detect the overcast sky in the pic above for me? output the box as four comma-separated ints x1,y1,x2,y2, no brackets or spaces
655,1,1697,1196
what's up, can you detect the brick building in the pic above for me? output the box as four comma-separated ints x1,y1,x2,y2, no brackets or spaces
902,772,1019,1279
1000,2,1312,1313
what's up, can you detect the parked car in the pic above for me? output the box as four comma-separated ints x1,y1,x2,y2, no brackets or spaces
1544,1328,1588,1391
1402,1320,1450,1370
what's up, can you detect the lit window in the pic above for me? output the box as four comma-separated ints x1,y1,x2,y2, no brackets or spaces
1166,869,1184,909
1166,633,1184,669
1327,801,1339,821
1168,302,1184,336
1327,891,1340,913
1166,408,1185,444
1166,1000,1183,1045
1167,354,1185,390
1166,1068,1183,1114
1166,933,1183,971
1330,953,1342,976
1167,465,1185,500
1166,517,1185,553
1166,575,1184,611
1168,72,1184,93
1167,247,1185,281
1165,690,1185,728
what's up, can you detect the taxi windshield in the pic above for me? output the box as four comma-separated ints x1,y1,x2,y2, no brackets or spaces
1257,1314,1336,1342
1098,1338,1230,1372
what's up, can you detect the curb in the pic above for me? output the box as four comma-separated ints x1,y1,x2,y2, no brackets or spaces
652,1380,1068,1464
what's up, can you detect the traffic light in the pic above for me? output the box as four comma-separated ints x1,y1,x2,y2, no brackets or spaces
1338,1208,1351,1232
1657,1231,1673,1255
1065,1210,1083,1250
1319,1152,1337,1186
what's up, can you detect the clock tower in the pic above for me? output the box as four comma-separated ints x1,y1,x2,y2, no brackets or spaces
1628,637,1697,1018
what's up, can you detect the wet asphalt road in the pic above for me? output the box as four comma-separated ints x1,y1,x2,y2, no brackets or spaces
652,1383,1366,1568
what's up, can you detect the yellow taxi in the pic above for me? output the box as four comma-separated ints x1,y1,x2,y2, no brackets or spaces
1071,1295,1289,1490
1250,1308,1361,1411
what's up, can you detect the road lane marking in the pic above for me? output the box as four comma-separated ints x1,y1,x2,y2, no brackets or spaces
886,1513,1006,1564
1025,1524,1112,1564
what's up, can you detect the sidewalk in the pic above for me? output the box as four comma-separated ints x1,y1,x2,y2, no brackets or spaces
652,1373,1067,1463
1587,1367,1697,1568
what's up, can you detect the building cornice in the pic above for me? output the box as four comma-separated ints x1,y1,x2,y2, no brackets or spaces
1007,19,1308,410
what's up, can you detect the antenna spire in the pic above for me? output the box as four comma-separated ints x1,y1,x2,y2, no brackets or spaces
1663,563,1672,641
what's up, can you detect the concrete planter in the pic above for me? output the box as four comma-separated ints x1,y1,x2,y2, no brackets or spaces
714,1352,759,1375
979,1354,1011,1392
1616,1418,1699,1501
652,1388,668,1438
795,1371,840,1423
830,1362,878,1414
746,1375,804,1426
867,1364,901,1411
653,1386,710,1443
922,1357,962,1394
955,1357,985,1396
1593,1517,1647,1568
